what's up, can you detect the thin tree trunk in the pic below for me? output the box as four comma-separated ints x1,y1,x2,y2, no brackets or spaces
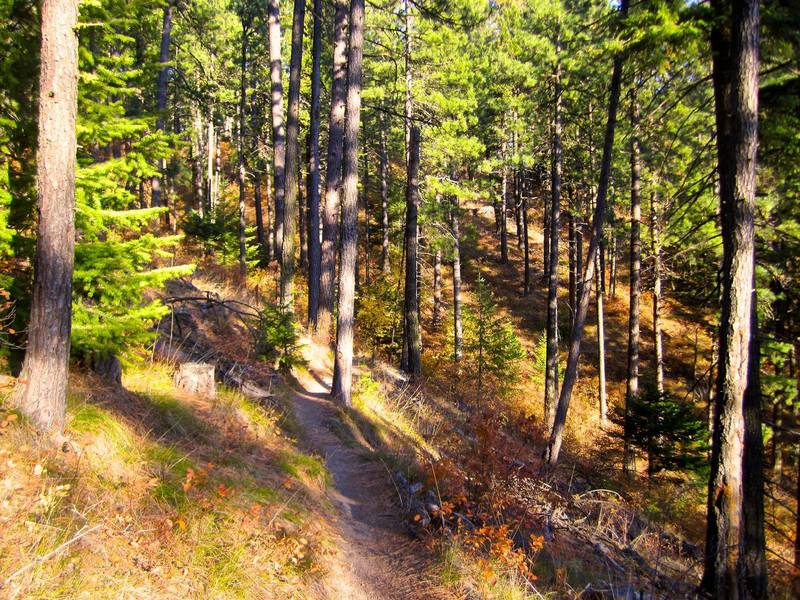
266,160,275,261
363,146,371,286
13,0,78,433
318,0,348,341
702,0,765,595
151,1,172,210
206,112,214,214
568,194,576,328
522,194,530,295
403,0,412,164
543,0,629,468
380,115,390,274
266,0,286,262
500,164,508,263
402,126,422,376
280,0,307,306
623,84,642,473
307,0,323,327
514,170,523,249
331,0,364,407
651,187,665,395
544,41,562,431
238,25,248,278
250,62,265,253
433,246,442,327
596,251,608,425
452,195,463,362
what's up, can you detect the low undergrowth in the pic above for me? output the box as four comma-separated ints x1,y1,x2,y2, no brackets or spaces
0,362,334,599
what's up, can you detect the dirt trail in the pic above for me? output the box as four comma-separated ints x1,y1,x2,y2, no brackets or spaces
283,340,453,600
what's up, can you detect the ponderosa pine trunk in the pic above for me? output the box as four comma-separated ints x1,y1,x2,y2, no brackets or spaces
237,24,248,278
318,0,348,341
702,0,766,596
266,0,286,263
14,0,79,433
380,114,390,274
452,195,463,362
402,126,422,376
543,0,628,468
544,41,562,431
623,85,641,473
331,0,364,407
307,0,323,327
151,1,172,210
280,0,307,306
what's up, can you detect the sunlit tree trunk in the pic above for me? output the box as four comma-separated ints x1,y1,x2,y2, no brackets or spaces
266,0,286,262
543,0,629,468
237,23,249,278
318,0,348,340
702,0,766,595
544,39,562,431
380,115,390,274
152,0,173,210
280,0,307,306
14,0,79,433
452,195,463,362
623,85,642,473
331,0,364,407
402,126,422,376
250,62,265,254
651,187,665,396
307,0,323,326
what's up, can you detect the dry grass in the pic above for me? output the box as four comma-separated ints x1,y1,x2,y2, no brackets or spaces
0,362,335,599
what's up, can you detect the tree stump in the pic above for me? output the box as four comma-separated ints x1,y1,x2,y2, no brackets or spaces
174,363,216,398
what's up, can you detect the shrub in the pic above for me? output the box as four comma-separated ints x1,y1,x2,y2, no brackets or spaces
256,304,306,372
612,382,709,476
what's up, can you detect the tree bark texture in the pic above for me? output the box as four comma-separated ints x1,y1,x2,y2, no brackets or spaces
332,0,364,407
14,0,79,434
307,0,323,326
402,126,422,376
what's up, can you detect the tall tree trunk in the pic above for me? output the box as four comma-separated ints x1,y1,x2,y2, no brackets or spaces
331,0,364,407
522,194,530,295
318,0,348,340
14,0,78,433
307,0,323,327
543,0,628,468
151,1,172,210
433,246,442,327
568,192,576,328
363,146,371,286
702,0,765,595
206,111,214,214
500,149,508,263
544,42,562,431
237,26,248,278
402,126,422,376
380,115,391,274
741,283,767,598
251,64,265,254
514,170,523,249
596,251,608,425
623,85,642,473
266,0,286,262
403,0,412,164
452,195,463,362
266,160,275,261
280,0,307,306
651,187,665,395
